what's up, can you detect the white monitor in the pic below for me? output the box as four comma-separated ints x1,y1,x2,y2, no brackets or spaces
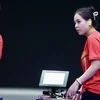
39,70,69,88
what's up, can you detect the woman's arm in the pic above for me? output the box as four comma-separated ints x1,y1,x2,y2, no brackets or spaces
66,60,100,98
77,60,100,84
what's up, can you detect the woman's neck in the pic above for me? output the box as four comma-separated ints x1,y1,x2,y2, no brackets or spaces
86,27,96,37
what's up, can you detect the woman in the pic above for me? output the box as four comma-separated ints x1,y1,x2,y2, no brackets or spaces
0,34,3,59
66,6,100,100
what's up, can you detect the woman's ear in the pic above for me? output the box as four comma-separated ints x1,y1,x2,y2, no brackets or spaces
88,19,92,26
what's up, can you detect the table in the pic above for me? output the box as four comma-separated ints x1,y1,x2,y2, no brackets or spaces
45,98,72,100
36,95,73,100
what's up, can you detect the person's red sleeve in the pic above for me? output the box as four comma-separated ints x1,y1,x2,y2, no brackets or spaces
0,35,3,59
87,37,100,60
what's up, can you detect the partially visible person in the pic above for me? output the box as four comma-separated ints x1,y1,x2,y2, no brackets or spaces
0,34,3,59
66,6,100,100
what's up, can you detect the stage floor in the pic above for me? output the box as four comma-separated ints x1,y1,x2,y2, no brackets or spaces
0,88,43,100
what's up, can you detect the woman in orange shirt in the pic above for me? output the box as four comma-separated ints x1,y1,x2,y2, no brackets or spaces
0,34,3,59
66,6,100,100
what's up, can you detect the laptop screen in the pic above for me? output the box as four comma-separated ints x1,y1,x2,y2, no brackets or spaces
39,70,69,87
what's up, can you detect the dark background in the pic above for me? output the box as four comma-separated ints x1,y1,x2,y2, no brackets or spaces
0,0,100,89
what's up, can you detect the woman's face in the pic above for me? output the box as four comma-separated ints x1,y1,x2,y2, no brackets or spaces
74,13,90,36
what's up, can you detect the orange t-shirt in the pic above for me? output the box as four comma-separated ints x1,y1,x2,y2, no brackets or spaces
0,35,3,59
80,31,100,94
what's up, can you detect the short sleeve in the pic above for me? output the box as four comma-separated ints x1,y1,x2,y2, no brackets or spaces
0,35,3,59
87,37,100,60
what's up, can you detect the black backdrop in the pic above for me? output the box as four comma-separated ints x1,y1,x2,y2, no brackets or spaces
0,0,100,88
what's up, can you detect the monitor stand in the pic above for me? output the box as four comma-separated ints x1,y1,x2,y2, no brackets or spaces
50,87,58,98
43,87,58,98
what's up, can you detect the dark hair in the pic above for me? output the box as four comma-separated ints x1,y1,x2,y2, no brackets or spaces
74,6,99,29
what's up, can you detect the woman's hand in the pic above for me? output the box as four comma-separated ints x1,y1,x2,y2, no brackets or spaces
66,81,79,99
73,86,82,100
73,93,82,100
